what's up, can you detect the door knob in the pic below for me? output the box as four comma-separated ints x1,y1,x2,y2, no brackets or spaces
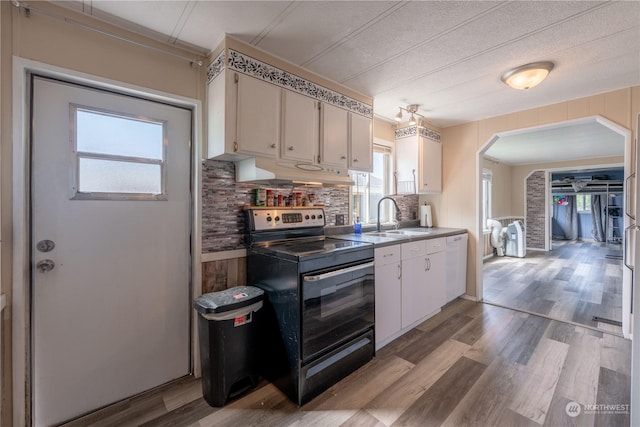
36,239,55,253
36,259,55,274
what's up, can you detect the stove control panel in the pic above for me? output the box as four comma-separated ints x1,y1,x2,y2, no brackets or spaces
248,208,326,231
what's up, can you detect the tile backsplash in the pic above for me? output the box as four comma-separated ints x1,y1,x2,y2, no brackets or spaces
202,159,349,253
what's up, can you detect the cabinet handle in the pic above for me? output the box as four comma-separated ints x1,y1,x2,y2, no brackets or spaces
341,155,346,160
288,146,294,151
397,263,401,280
353,158,359,163
270,143,276,149
425,257,428,271
233,141,238,152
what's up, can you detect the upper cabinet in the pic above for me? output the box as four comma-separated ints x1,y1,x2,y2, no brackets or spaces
281,91,318,164
205,40,374,175
349,112,373,172
320,103,373,171
236,73,280,158
320,103,348,168
394,126,442,194
420,137,442,193
207,71,280,159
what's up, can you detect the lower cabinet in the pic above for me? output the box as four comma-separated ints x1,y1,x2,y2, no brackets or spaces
375,237,448,350
374,245,402,348
446,233,468,302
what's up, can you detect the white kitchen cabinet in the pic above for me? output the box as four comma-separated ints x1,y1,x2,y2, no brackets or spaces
425,239,447,312
280,91,318,163
395,136,419,194
401,240,428,328
349,113,373,172
446,233,468,302
320,103,348,168
400,238,446,328
395,133,442,194
374,245,402,349
236,73,281,158
206,71,280,160
419,137,442,193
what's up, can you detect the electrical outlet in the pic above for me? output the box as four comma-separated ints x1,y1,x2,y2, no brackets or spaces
335,214,345,225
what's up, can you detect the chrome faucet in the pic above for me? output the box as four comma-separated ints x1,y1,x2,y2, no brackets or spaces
377,196,402,232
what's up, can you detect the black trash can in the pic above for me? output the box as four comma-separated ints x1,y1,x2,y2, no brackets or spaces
193,286,264,407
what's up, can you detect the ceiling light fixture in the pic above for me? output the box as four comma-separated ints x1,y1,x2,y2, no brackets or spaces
395,104,424,125
501,61,554,90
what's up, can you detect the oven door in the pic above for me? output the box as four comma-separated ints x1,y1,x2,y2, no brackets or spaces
301,260,375,361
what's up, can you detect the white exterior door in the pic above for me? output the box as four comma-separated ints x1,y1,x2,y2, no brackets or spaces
31,76,192,426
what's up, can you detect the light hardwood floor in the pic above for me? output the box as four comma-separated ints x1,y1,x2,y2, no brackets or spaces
63,299,631,427
483,240,624,335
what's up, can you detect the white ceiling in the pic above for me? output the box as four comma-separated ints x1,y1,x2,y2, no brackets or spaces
484,118,626,165
53,0,640,130
49,1,638,167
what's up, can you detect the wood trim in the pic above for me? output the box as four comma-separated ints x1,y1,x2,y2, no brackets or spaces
201,249,247,263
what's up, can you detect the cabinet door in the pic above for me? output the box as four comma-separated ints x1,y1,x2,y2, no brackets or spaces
349,113,372,172
235,74,280,157
419,137,442,193
401,256,429,328
374,262,402,348
320,103,348,168
425,250,446,313
281,91,318,163
446,234,468,302
395,135,419,194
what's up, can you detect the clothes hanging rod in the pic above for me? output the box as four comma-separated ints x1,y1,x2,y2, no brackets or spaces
11,1,203,66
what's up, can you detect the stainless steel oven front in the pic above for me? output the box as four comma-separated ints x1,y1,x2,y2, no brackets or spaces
301,260,374,361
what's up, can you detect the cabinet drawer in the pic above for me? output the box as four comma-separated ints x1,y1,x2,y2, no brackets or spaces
426,237,446,254
375,245,401,265
401,240,426,260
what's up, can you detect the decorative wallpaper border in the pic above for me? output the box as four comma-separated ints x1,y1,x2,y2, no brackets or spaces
206,52,225,83
395,125,441,142
206,49,373,118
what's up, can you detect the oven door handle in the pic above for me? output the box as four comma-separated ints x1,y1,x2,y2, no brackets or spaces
303,261,374,282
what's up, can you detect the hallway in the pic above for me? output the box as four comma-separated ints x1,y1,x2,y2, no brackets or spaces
483,240,623,335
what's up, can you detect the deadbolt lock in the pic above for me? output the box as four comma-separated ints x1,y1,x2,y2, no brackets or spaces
36,239,55,253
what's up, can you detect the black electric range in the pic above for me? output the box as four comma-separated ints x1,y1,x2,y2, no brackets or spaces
245,207,375,405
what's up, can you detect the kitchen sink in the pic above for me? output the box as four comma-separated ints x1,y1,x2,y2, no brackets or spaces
384,230,429,235
365,232,410,238
366,228,438,238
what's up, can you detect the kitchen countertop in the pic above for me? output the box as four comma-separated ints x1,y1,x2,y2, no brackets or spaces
332,227,467,248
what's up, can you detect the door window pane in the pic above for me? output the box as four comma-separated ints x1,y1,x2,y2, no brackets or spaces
78,158,162,194
72,105,166,200
76,109,164,159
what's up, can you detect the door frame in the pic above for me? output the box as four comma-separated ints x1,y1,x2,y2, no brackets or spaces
12,57,203,426
474,115,632,334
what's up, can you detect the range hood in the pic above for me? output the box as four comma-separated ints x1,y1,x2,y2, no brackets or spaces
235,157,354,186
